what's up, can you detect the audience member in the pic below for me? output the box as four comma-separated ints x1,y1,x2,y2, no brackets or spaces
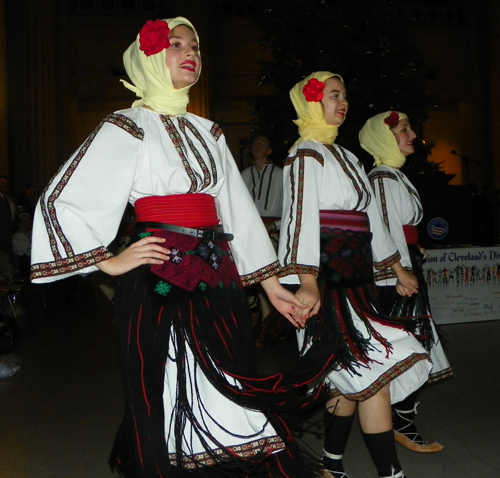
17,184,38,216
241,135,284,325
241,135,283,249
12,212,32,276
0,176,17,257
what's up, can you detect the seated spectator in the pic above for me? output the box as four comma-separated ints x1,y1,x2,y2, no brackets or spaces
0,250,19,281
17,184,38,216
12,213,32,276
0,175,17,258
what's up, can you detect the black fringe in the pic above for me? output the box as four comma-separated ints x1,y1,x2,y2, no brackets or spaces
109,264,334,478
376,245,435,351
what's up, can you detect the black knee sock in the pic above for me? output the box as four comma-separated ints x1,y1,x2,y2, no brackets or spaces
323,412,355,472
394,390,420,410
393,391,420,437
362,429,403,477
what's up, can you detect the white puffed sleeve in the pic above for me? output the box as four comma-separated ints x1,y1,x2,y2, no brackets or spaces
31,113,143,283
279,148,324,284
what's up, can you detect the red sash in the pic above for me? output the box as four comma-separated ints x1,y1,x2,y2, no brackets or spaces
403,225,419,245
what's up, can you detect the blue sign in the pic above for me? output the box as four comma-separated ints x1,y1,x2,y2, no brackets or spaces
427,216,449,241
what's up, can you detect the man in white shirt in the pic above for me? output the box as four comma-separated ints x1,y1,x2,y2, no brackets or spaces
241,136,284,329
241,135,283,249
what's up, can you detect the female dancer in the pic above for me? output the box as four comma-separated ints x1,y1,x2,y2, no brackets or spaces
30,18,333,478
360,111,453,453
278,71,433,478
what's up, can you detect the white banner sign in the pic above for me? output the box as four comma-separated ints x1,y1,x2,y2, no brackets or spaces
422,247,500,324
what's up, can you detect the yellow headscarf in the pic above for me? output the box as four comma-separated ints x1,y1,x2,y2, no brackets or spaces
121,17,200,116
289,71,343,152
359,111,408,168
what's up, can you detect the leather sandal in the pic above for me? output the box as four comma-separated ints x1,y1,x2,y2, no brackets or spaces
393,403,444,453
380,470,406,478
321,470,350,478
321,455,350,478
394,429,444,453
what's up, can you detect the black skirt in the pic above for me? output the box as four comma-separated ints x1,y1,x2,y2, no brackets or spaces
109,230,334,478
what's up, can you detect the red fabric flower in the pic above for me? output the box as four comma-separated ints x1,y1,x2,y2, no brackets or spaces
302,78,325,102
139,19,171,57
384,111,400,128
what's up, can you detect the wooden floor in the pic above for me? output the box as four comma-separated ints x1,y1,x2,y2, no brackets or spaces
1,274,499,478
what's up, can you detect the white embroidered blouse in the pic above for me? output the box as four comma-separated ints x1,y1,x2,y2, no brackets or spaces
31,108,279,285
278,140,400,285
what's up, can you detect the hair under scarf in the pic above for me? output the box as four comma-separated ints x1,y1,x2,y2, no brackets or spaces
289,71,343,152
121,17,200,116
359,111,408,168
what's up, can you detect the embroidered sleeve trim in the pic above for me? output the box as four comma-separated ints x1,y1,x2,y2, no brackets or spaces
374,265,412,282
39,113,143,263
375,176,390,229
374,250,401,271
278,264,319,278
30,246,113,280
241,260,281,287
284,148,324,167
290,156,305,265
374,269,396,281
210,123,223,141
369,170,398,181
283,149,324,267
369,170,399,230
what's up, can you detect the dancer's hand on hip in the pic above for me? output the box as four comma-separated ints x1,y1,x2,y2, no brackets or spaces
97,236,171,276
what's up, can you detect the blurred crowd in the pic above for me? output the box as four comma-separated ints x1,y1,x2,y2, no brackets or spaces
0,175,35,280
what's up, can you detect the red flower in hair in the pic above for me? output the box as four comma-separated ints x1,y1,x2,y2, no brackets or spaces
384,111,400,128
302,78,325,102
139,19,171,57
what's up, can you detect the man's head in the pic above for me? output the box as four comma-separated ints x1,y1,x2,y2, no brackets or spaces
0,176,9,195
251,135,272,162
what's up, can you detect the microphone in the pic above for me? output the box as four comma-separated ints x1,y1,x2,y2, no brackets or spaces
450,150,481,165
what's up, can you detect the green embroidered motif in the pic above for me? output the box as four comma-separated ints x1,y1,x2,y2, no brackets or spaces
198,282,207,291
154,281,172,296
218,281,224,288
138,232,153,239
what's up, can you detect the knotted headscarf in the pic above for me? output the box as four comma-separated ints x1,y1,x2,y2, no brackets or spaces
121,17,200,115
289,71,343,152
359,111,408,168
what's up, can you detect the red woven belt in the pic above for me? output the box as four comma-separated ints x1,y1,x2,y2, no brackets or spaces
134,194,219,228
134,194,233,241
319,210,370,232
403,225,419,245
